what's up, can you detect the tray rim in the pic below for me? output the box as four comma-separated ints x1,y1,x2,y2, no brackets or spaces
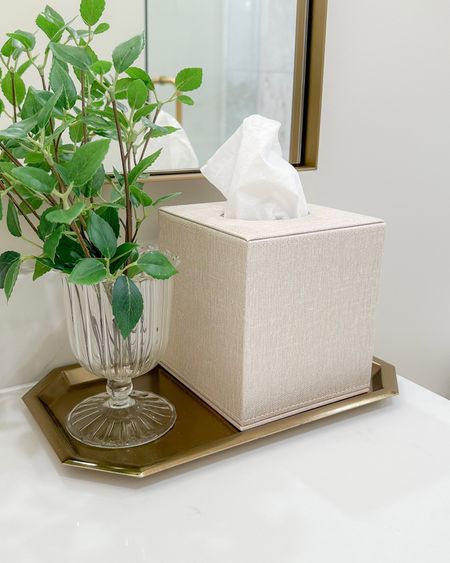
22,357,398,478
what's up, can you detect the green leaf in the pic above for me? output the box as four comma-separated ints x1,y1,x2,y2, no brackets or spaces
69,121,84,143
10,166,57,194
0,117,37,141
7,30,35,50
130,184,152,207
36,14,61,41
91,59,112,74
144,123,178,138
83,43,98,64
127,79,147,109
112,33,145,73
6,201,22,237
98,107,127,128
44,6,65,27
19,196,42,215
54,163,72,186
110,242,138,273
66,139,110,186
178,94,194,106
137,251,177,280
49,43,92,71
1,71,26,105
24,151,47,166
1,38,15,57
0,251,20,289
0,39,14,57
0,162,13,173
69,258,107,285
91,79,108,99
17,58,34,77
4,259,20,300
38,207,57,240
20,87,41,120
80,0,106,26
112,275,144,339
46,202,85,224
50,59,77,109
128,148,162,184
87,212,117,258
43,225,65,261
55,235,84,267
73,29,90,39
37,86,63,128
175,67,203,92
133,102,158,122
114,77,134,99
83,114,112,131
0,98,4,115
33,258,52,281
94,22,110,35
153,192,181,206
96,205,119,237
0,116,37,140
125,67,154,90
82,165,105,197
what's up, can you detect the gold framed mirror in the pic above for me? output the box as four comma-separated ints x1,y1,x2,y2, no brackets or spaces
144,0,327,180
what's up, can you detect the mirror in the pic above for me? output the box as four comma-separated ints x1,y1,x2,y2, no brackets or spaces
146,0,299,172
0,1,326,176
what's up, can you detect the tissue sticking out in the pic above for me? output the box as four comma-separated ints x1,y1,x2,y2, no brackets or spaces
201,114,309,220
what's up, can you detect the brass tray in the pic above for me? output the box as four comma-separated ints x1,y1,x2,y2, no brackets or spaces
23,358,398,478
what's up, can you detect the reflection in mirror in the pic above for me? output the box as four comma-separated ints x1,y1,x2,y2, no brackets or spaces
146,0,298,172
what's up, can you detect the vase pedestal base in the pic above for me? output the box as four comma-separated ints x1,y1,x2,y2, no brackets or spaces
66,390,177,449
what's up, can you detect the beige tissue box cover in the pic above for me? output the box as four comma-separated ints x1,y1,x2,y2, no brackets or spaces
159,202,385,430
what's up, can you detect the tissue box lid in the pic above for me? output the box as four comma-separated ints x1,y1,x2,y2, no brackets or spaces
160,203,384,242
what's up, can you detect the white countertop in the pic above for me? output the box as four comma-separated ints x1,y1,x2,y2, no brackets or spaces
0,376,449,563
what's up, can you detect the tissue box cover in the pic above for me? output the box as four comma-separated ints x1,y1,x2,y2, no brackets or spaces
159,202,385,430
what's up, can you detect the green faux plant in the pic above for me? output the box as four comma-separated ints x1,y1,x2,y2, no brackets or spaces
0,0,202,337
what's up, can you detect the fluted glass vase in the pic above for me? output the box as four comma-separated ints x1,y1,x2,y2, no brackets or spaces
61,275,176,449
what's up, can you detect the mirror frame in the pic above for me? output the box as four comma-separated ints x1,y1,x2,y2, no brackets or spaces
145,0,328,181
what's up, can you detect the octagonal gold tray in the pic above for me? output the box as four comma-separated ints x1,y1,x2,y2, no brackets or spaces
22,358,398,478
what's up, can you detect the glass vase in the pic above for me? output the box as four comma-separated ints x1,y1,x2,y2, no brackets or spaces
61,274,176,449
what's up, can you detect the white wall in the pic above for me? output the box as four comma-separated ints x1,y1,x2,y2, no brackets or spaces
300,0,450,398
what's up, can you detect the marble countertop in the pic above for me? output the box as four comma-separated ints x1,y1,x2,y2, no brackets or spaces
0,376,449,563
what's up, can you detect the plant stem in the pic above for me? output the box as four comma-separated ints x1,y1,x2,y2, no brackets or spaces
21,236,42,250
111,98,132,243
54,130,64,159
39,73,47,91
72,222,90,258
0,142,21,166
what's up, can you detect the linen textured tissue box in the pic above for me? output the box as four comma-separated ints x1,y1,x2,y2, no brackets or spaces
159,202,385,430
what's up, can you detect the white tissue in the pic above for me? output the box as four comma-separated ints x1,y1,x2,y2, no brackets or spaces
149,111,199,171
201,114,308,220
